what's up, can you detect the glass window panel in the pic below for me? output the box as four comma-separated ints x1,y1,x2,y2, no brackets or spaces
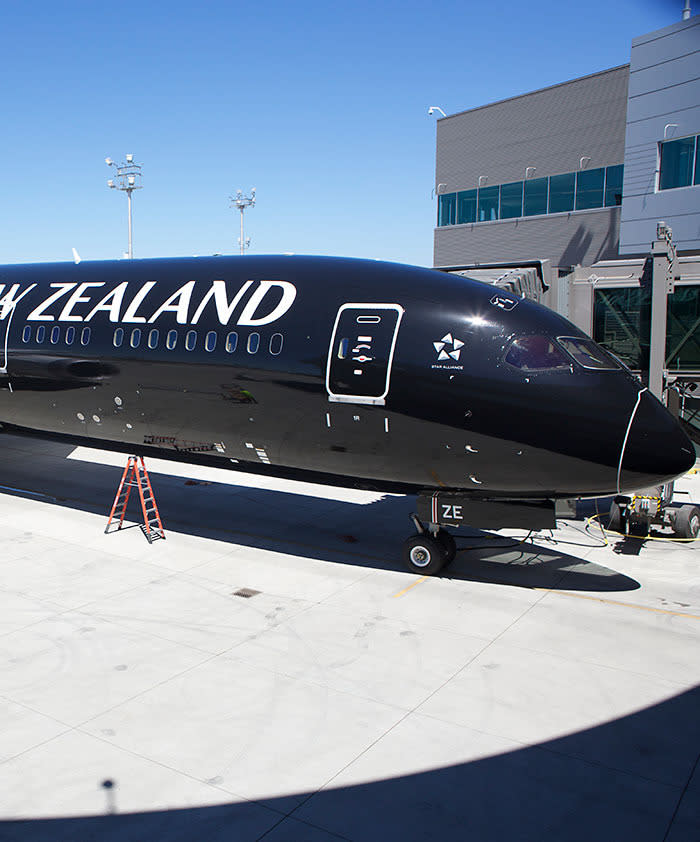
660,137,695,189
666,285,700,371
504,336,570,371
205,330,217,352
269,333,283,355
225,331,238,353
499,181,523,219
548,173,575,213
147,329,159,349
166,329,178,349
605,165,623,206
438,193,456,226
22,325,31,343
185,330,197,351
695,137,700,185
113,327,124,348
557,336,620,369
80,327,91,346
130,328,141,348
593,287,649,370
50,326,60,344
65,326,75,345
477,185,499,222
575,168,604,210
456,190,476,224
36,326,45,343
523,177,548,216
247,332,260,354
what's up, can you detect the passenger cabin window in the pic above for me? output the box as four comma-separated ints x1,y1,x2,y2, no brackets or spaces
205,331,217,352
166,330,177,350
148,329,159,349
22,325,31,343
36,326,45,343
247,332,260,354
505,336,570,371
185,330,197,351
65,326,76,345
113,328,124,348
50,326,60,344
130,328,141,348
557,336,620,370
81,327,91,346
269,333,283,355
225,331,238,352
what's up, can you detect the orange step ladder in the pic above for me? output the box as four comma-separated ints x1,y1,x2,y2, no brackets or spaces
105,456,165,543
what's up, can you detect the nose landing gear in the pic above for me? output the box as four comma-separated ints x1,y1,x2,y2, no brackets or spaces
402,514,456,575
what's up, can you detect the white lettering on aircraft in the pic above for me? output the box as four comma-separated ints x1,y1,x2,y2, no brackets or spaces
16,279,297,326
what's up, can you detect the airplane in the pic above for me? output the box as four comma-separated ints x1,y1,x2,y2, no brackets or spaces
0,254,695,574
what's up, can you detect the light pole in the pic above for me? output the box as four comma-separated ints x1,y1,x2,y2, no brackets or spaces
230,188,256,255
106,154,143,258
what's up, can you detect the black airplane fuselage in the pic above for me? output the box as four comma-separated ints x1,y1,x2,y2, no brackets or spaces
0,255,694,498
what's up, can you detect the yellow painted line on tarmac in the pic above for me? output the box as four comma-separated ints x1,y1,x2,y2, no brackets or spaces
533,588,700,620
393,576,430,598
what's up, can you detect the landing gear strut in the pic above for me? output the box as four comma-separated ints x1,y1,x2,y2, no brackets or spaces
402,514,456,575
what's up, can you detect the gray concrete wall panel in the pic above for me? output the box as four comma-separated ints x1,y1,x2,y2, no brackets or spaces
435,67,629,192
620,15,700,254
434,208,621,269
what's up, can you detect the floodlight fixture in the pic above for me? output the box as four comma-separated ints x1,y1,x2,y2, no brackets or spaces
230,188,256,255
105,153,143,259
428,106,446,117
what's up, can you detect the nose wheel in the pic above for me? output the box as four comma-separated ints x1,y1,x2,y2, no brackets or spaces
402,515,456,575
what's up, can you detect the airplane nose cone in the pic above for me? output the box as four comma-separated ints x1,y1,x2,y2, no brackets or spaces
619,390,696,492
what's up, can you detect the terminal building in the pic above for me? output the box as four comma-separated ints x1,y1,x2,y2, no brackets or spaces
432,12,700,386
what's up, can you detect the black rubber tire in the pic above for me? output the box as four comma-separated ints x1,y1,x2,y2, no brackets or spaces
674,505,700,539
436,530,457,564
607,502,623,533
402,535,446,576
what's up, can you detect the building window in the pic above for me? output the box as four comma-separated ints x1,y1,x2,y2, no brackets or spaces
477,185,499,221
575,167,605,210
438,193,456,226
548,173,575,213
185,330,197,351
524,177,548,216
659,135,698,190
205,331,217,352
499,181,523,219
457,189,476,224
604,165,623,206
166,330,178,350
225,331,238,353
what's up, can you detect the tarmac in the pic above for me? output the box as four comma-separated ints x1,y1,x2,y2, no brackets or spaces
0,430,698,841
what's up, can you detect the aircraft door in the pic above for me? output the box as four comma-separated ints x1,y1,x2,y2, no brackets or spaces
326,303,404,405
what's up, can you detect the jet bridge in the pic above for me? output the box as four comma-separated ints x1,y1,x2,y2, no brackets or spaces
438,260,552,304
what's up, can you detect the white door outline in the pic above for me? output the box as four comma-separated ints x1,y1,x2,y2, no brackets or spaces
326,303,404,406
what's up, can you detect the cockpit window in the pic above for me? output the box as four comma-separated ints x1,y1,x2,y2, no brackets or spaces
557,336,620,370
505,336,571,371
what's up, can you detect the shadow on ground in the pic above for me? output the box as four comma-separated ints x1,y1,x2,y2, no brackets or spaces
1,686,698,841
0,434,639,593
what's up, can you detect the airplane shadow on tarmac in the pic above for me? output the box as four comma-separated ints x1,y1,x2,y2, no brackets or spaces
0,685,698,841
0,434,639,593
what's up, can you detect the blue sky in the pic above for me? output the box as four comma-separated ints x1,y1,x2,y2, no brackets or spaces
1,0,681,267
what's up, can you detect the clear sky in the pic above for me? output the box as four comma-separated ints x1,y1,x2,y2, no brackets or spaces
0,0,683,267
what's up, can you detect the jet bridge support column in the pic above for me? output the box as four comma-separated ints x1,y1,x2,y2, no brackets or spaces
648,221,679,402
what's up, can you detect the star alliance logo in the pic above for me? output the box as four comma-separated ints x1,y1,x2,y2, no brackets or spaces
431,333,464,371
433,333,464,362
